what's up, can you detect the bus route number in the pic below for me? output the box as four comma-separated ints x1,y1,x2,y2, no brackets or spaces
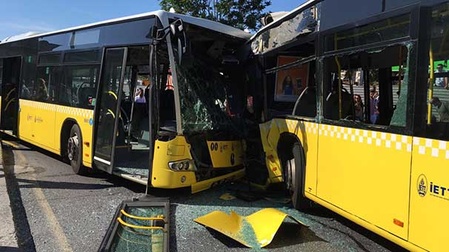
210,142,219,151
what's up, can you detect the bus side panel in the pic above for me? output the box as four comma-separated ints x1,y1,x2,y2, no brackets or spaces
409,137,449,252
261,118,318,195
55,106,94,168
18,100,58,153
33,102,56,151
18,100,34,142
316,125,412,239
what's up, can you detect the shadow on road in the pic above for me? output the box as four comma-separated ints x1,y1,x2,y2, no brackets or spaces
0,246,22,252
15,177,119,190
2,142,36,252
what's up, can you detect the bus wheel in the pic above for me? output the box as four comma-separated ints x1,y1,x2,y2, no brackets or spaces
67,124,86,175
286,142,310,210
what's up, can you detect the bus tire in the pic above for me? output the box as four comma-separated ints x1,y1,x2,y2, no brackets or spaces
68,124,86,175
286,142,310,210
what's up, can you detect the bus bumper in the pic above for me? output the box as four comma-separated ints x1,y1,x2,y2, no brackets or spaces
191,168,245,193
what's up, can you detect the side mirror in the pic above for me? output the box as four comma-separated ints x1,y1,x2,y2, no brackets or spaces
170,19,184,37
169,19,186,64
148,25,158,39
152,19,187,64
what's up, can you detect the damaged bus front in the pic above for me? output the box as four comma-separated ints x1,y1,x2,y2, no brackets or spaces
141,13,251,192
90,11,251,193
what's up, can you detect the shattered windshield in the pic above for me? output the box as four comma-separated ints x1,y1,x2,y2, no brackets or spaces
169,23,247,136
175,55,243,135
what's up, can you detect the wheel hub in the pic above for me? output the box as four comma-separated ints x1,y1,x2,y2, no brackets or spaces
67,134,79,161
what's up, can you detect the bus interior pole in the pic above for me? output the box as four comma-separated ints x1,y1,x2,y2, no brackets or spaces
146,42,157,194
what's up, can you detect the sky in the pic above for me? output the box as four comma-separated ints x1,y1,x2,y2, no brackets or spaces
0,1,305,41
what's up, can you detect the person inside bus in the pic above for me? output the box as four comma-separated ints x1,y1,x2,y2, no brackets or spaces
435,64,448,89
369,87,379,124
131,88,147,142
325,78,353,120
35,78,49,101
354,94,364,121
430,96,449,139
134,88,146,103
21,80,32,98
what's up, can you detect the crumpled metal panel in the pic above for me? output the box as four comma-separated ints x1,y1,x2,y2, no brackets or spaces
194,208,307,248
251,6,319,55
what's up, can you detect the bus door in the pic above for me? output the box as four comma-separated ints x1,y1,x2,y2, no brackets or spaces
0,56,21,135
93,48,128,173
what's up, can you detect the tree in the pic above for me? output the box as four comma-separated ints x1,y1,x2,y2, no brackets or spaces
159,0,271,31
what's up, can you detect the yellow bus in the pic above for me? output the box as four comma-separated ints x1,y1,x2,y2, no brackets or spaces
0,10,250,193
248,0,449,251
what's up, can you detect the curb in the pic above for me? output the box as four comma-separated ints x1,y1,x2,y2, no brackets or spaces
0,141,19,248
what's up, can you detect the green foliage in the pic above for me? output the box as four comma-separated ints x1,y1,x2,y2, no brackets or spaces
159,0,271,30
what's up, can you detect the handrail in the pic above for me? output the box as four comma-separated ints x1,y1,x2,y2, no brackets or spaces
428,47,435,125
120,209,164,221
117,217,165,231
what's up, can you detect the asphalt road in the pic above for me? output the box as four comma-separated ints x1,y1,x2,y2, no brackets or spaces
1,135,406,252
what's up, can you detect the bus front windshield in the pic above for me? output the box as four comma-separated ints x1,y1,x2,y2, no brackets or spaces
173,26,247,136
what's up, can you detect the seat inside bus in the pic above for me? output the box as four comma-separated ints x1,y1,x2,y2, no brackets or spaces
78,85,96,107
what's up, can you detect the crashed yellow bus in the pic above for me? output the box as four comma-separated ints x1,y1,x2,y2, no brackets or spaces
0,10,250,192
248,0,449,251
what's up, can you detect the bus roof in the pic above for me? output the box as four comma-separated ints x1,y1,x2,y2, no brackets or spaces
249,0,319,42
1,10,251,44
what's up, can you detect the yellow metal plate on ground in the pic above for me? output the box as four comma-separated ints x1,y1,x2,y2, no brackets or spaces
194,208,306,248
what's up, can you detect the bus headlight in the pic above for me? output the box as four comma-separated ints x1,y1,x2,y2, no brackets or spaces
168,160,195,171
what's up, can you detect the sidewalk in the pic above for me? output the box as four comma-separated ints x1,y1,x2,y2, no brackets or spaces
0,142,19,249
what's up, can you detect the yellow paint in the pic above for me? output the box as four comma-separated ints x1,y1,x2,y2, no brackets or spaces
1,140,20,149
167,144,185,156
151,136,244,191
260,117,449,251
120,209,164,221
409,137,449,252
259,121,283,183
18,100,93,168
316,125,411,239
18,100,36,142
117,217,164,231
207,140,244,168
306,192,425,252
151,136,196,188
194,208,306,248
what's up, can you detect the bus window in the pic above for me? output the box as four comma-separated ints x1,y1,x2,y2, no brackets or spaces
36,66,61,102
61,65,99,108
425,3,449,140
323,73,354,120
292,61,316,118
323,44,409,127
